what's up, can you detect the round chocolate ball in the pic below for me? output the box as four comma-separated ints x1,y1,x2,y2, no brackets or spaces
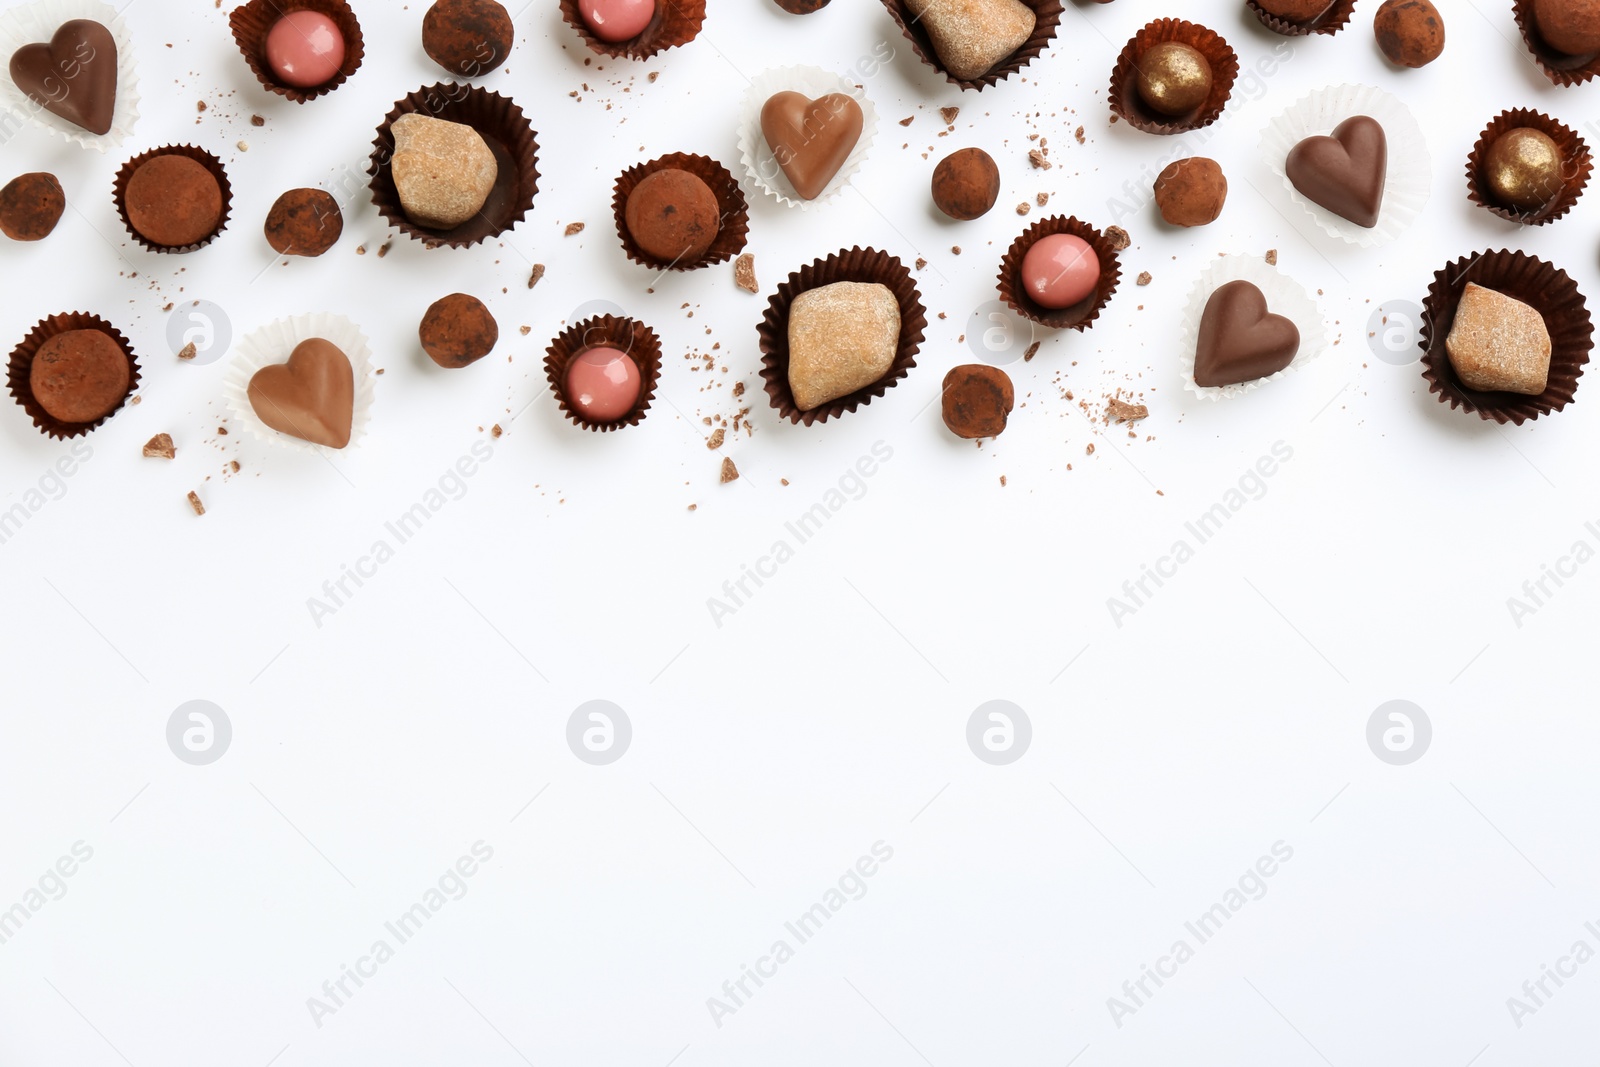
931,147,1000,221
264,188,343,256
624,168,721,263
1532,0,1600,55
420,293,499,368
423,0,514,76
30,329,130,424
941,364,1014,439
1153,157,1227,227
1483,128,1565,212
1374,0,1444,67
124,155,223,248
1135,42,1212,118
0,172,65,241
1257,0,1335,21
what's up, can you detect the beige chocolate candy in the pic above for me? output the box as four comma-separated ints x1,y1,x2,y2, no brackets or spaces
787,281,901,411
904,0,1036,81
390,114,498,229
1445,283,1551,396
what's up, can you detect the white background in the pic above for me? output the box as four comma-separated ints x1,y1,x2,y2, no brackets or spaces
3,0,1599,1063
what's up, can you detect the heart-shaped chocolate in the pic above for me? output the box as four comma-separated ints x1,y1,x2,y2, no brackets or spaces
1194,280,1300,388
9,19,118,136
1285,114,1387,228
760,90,863,201
248,338,355,448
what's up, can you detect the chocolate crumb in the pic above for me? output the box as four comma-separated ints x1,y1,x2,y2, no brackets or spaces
177,342,197,361
915,257,927,270
720,457,739,483
356,244,367,255
250,114,264,126
732,381,745,397
899,115,914,126
706,428,725,450
648,71,658,82
940,106,959,124
1086,443,1095,456
1028,149,1051,170
519,325,531,335
1074,125,1085,144
688,503,697,511
952,245,961,255
1024,341,1040,362
1107,398,1149,423
1137,271,1152,286
528,263,545,289
781,478,790,486
1105,226,1130,251
1016,202,1030,215
216,426,228,436
1036,192,1048,206
143,433,175,459
999,475,1007,486
1265,249,1278,265
377,241,391,258
734,253,758,293
492,424,503,438
230,460,240,472
187,491,205,516
564,222,585,236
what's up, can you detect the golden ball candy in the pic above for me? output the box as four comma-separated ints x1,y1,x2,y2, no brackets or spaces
1135,42,1213,118
1483,128,1565,212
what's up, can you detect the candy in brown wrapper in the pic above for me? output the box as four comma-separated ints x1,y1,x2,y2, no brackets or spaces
1466,109,1591,226
1108,19,1239,135
557,0,704,61
229,0,365,103
879,0,1063,92
544,316,662,432
7,312,140,439
1512,0,1600,86
997,216,1122,331
112,145,233,254
612,153,749,272
1245,0,1358,36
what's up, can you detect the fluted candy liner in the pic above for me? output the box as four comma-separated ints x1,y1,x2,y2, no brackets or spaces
1178,254,1327,401
0,0,140,149
222,313,376,453
736,66,877,211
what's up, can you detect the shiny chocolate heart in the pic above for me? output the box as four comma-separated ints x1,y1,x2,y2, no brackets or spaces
248,338,355,448
1194,280,1300,388
9,19,118,136
1285,114,1387,228
760,90,863,201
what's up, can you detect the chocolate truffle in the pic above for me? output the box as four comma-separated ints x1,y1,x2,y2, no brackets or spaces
124,155,224,248
903,0,1036,81
578,0,656,42
787,281,900,411
1193,280,1299,388
423,0,514,75
932,147,1000,221
265,11,345,88
1531,0,1600,56
1021,234,1099,309
0,172,65,241
420,293,498,368
248,338,355,448
1135,42,1212,117
1374,0,1444,67
1153,157,1226,227
29,329,130,424
941,364,1014,438
1256,0,1335,21
565,346,641,421
624,169,720,262
1286,115,1387,228
1482,128,1565,211
772,0,830,10
761,91,863,201
390,113,498,229
1446,283,1551,395
264,188,343,256
8,19,117,136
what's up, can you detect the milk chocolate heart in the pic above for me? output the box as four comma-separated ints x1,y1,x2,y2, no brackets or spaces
1194,280,1300,388
760,90,863,201
9,20,118,136
1285,115,1387,228
247,338,355,448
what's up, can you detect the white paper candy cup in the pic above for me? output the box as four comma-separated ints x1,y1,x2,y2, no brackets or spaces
1178,255,1327,401
0,0,139,150
223,314,376,454
1259,83,1429,248
736,65,877,211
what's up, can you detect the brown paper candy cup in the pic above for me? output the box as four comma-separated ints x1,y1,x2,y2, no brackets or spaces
1419,250,1592,426
1466,109,1591,226
1512,0,1600,86
879,0,1063,91
369,83,540,249
544,316,663,431
558,0,704,60
997,216,1122,330
1245,0,1356,36
757,246,927,426
229,0,365,103
1108,19,1239,134
8,313,141,439
112,145,234,254
611,152,749,271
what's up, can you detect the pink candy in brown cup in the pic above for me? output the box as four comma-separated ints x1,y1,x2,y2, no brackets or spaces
229,0,365,104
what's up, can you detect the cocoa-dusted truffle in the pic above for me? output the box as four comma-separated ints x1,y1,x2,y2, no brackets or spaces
1153,157,1227,227
0,172,65,241
264,188,343,256
1531,0,1600,55
624,169,720,263
124,155,223,247
1256,0,1334,20
29,329,131,424
423,0,514,75
1374,0,1444,67
931,147,1000,221
420,293,498,368
941,364,1014,438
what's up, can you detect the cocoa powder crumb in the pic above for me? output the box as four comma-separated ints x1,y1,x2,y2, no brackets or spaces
899,115,914,126
1265,249,1278,265
706,428,725,450
1028,149,1051,170
187,491,205,516
492,424,503,439
1105,226,1130,251
734,253,758,293
1074,125,1085,144
143,433,175,459
1016,202,1030,215
720,457,739,483
1024,341,1040,362
177,342,197,361
528,263,545,289
1137,271,1152,285
1107,398,1149,423
940,106,959,124
564,222,585,236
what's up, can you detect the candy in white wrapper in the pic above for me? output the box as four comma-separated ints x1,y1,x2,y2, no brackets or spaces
737,66,877,210
1178,255,1327,400
0,0,139,150
223,314,377,454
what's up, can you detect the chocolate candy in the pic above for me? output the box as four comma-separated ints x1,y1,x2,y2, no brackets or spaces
423,0,514,75
772,0,830,11
247,338,355,448
1193,280,1299,388
1286,115,1387,228
1153,157,1226,227
931,147,1000,221
624,169,720,262
1445,283,1551,395
1135,42,1212,117
0,172,65,241
1256,0,1335,20
761,91,863,201
787,281,900,411
390,114,498,229
565,346,642,421
30,329,130,423
941,365,1014,438
1020,234,1099,309
1483,128,1565,211
265,11,346,88
578,0,655,42
420,294,498,368
264,188,342,256
1531,0,1600,56
124,155,224,247
902,0,1035,81
1374,0,1445,67
8,19,118,135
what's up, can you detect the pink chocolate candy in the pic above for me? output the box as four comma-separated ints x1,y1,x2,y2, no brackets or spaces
265,11,346,89
565,346,642,422
578,0,655,42
1020,234,1100,309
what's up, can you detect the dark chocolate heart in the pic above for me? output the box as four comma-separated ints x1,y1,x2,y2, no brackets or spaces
9,19,118,136
1285,114,1387,228
760,91,863,201
1194,280,1300,388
